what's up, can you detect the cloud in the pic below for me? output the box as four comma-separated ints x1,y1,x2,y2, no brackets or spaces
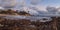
13,0,27,10
17,0,26,7
0,0,46,15
45,6,60,14
30,0,42,5
20,7,39,15
21,5,47,15
29,5,46,11
35,5,47,11
46,6,58,12
0,0,17,9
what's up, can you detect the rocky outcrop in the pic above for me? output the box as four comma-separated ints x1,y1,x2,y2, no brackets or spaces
0,17,59,30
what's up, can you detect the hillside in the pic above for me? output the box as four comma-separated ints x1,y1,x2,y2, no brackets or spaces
0,9,31,16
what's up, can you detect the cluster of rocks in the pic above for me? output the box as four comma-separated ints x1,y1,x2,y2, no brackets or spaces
0,17,58,30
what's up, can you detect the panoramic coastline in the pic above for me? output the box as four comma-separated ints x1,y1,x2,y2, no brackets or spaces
0,0,60,30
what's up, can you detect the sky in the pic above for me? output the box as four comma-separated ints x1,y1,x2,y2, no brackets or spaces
0,0,60,15
0,0,60,10
15,0,60,11
0,0,60,11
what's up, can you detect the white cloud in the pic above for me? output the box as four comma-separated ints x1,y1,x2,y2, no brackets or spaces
19,7,39,15
35,6,47,11
29,5,46,11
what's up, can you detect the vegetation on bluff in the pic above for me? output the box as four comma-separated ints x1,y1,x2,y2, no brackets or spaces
0,9,31,16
